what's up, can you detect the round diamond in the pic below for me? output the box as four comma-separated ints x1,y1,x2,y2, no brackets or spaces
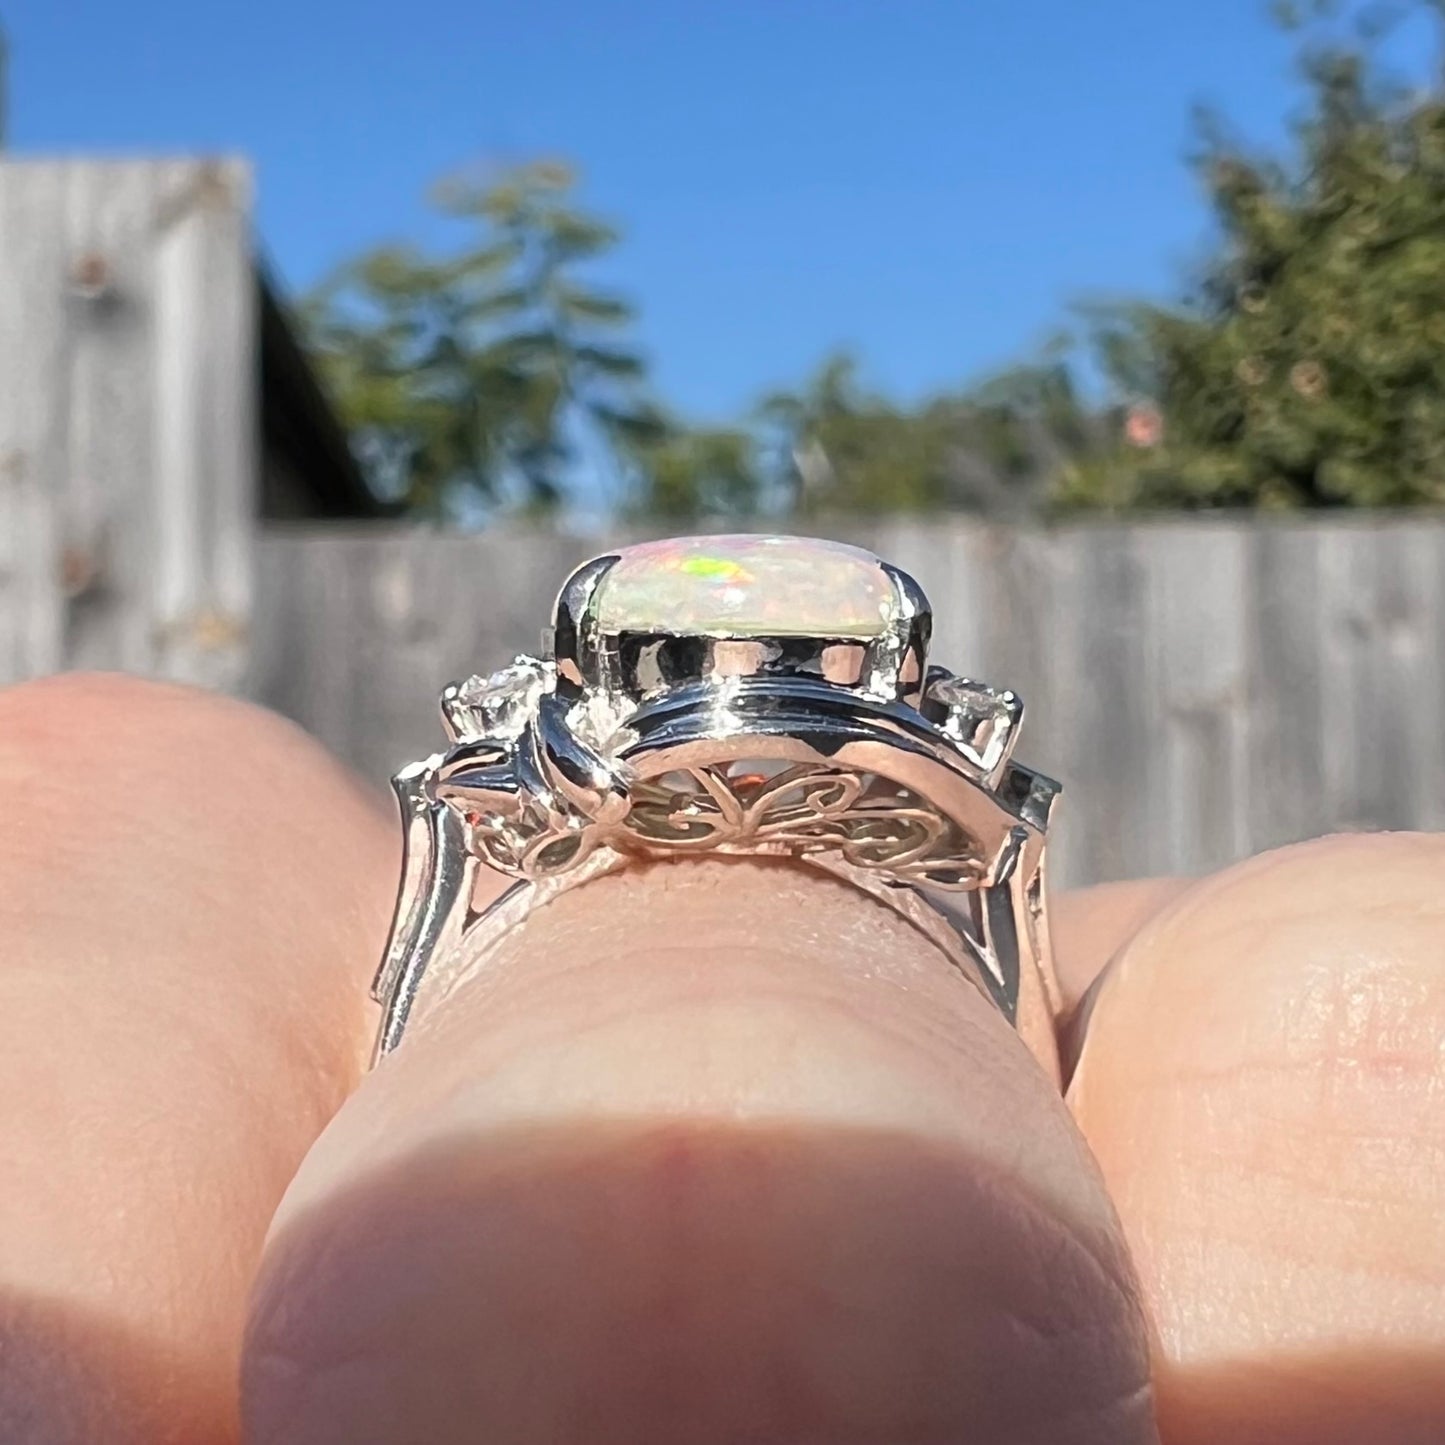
930,675,1020,775
447,657,552,740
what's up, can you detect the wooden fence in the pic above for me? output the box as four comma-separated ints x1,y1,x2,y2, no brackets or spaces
0,158,256,690
244,517,1445,888
7,155,1440,887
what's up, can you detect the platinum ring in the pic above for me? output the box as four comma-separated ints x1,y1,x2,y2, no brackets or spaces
370,534,1064,1078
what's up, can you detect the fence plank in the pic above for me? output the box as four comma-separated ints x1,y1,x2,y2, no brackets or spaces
0,158,256,688
1314,520,1445,837
1142,522,1252,877
238,517,1445,886
1046,525,1155,884
10,171,1443,889
151,160,255,690
0,161,69,679
1245,521,1326,854
59,160,165,672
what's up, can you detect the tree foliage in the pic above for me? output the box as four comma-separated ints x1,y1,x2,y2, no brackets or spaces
628,426,762,520
1071,0,1445,509
752,353,1123,517
307,3,1445,520
304,160,665,515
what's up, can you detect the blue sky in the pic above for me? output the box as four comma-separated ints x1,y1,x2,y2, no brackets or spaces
5,1,1346,421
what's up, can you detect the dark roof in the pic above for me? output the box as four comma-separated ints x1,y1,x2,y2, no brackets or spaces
257,268,390,519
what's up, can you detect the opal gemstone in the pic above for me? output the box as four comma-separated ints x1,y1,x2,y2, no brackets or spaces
594,535,898,639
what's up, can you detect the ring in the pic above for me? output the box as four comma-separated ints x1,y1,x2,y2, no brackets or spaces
370,534,1064,1077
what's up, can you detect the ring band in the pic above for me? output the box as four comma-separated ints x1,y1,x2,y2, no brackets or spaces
370,535,1063,1077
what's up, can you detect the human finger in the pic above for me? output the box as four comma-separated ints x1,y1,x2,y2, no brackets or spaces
1070,834,1445,1445
1051,876,1191,1013
0,674,394,1443
244,857,1157,1445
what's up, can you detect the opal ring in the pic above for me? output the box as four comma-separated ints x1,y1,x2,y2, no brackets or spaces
371,534,1064,1078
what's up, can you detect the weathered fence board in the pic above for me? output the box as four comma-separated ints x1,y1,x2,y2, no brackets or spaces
242,517,1445,888
1247,522,1326,856
18,162,1440,888
0,157,254,688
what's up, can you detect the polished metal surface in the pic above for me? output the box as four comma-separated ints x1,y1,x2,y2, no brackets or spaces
371,540,1063,1074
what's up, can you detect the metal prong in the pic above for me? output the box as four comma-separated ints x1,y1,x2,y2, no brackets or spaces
552,554,619,696
873,561,933,704
438,680,469,744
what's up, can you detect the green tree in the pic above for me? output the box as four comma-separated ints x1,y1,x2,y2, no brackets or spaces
757,354,957,514
304,160,665,515
627,426,764,521
1071,0,1445,509
754,353,1119,518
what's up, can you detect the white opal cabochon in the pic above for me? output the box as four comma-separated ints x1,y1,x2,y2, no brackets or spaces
592,534,899,639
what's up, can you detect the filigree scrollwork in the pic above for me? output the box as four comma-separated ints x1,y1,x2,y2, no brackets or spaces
469,805,596,879
624,763,985,887
437,732,612,882
426,663,1008,888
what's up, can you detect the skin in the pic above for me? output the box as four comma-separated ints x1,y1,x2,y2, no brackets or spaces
0,673,1440,1443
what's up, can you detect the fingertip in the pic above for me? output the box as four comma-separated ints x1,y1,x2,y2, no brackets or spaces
245,861,1156,1445
1051,876,1192,1013
0,674,397,1441
1069,833,1445,1445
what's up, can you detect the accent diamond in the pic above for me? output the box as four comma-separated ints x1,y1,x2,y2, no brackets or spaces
929,674,1022,777
444,656,553,740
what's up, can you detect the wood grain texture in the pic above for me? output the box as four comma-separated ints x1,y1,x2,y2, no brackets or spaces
0,158,255,689
4,160,1441,886
0,160,68,680
240,517,1445,886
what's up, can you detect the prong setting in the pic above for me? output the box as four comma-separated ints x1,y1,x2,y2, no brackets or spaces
874,561,933,705
551,554,619,696
372,533,1061,1069
441,657,555,743
924,671,1024,782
